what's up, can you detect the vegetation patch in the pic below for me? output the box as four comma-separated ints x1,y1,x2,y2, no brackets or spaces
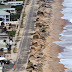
8,31,16,36
37,11,44,16
10,5,23,21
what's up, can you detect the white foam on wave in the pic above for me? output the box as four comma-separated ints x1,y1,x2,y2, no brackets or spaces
61,2,72,23
54,41,72,47
60,30,72,35
62,3,72,7
59,36,72,41
61,16,72,22
63,0,72,3
59,59,72,69
58,53,72,59
61,8,72,13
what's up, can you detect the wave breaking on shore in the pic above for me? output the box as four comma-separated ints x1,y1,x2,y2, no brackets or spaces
54,0,72,72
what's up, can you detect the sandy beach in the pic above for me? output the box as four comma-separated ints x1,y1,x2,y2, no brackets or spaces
42,0,66,71
27,0,66,72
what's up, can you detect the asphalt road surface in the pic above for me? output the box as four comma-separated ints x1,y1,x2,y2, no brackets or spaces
14,0,39,72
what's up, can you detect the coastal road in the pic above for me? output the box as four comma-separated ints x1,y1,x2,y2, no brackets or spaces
14,0,39,72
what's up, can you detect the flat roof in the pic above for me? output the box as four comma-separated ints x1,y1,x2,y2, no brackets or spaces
0,51,3,55
0,5,11,8
0,10,10,15
8,1,23,3
3,8,15,10
0,8,3,11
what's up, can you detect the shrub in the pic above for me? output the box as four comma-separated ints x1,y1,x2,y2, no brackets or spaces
33,35,39,39
37,11,44,16
13,48,18,53
8,31,16,36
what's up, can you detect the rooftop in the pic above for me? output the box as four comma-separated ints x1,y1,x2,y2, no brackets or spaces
0,51,3,56
0,5,10,8
0,10,10,15
8,1,23,3
3,8,15,10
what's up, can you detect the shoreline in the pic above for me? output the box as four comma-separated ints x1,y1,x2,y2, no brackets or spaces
42,0,66,72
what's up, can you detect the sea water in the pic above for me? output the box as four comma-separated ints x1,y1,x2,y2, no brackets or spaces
53,0,72,72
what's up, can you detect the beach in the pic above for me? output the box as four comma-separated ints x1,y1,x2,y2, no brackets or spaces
27,0,66,72
42,0,66,72
54,0,72,72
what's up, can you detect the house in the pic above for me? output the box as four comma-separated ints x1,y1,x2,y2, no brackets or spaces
0,10,10,22
0,51,4,57
0,26,7,33
0,40,6,49
0,5,11,8
3,8,16,14
5,21,19,26
0,0,16,3
0,67,2,72
2,1,23,6
8,1,23,6
0,39,9,54
0,26,10,53
0,26,9,46
0,30,9,46
0,33,9,42
6,0,16,1
3,48,8,53
0,0,6,3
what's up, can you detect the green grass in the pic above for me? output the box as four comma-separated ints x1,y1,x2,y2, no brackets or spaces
8,31,16,36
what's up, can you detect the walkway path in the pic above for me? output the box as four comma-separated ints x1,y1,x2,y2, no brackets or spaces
14,0,39,72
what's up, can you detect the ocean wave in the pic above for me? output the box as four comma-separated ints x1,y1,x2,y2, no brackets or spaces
53,0,72,71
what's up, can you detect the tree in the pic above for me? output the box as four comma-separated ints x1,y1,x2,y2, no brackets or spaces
1,22,5,26
10,13,20,21
15,5,23,12
0,18,3,21
4,27,7,31
6,10,10,13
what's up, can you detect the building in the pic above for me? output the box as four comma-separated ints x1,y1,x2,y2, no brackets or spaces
0,25,9,43
0,10,10,22
3,48,8,53
0,26,6,33
0,5,11,8
0,0,16,3
3,8,16,14
0,67,2,72
7,0,16,1
8,1,23,6
0,51,4,57
0,0,6,3
2,1,23,6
